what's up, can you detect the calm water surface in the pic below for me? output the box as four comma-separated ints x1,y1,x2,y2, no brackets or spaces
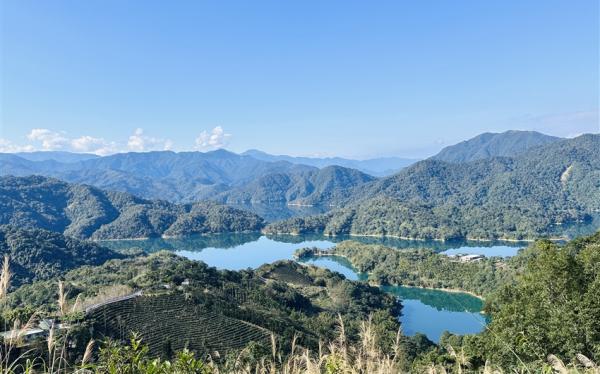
104,233,527,258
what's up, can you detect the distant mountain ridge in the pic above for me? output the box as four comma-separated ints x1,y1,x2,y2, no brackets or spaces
431,130,561,163
0,150,317,202
0,150,375,206
0,130,571,212
0,175,264,239
14,151,100,163
265,134,600,240
242,149,417,176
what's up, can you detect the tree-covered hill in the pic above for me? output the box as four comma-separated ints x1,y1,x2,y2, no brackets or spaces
456,231,600,369
213,165,375,205
0,225,125,288
5,251,402,356
0,175,265,239
299,240,518,297
431,130,561,163
265,134,600,240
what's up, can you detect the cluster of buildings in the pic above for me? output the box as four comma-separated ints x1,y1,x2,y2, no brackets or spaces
447,253,485,263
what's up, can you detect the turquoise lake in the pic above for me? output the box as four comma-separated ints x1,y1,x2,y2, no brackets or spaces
103,233,509,342
301,255,487,342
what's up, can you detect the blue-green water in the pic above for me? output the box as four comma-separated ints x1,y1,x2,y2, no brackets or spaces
103,233,500,341
299,255,487,342
387,287,487,342
302,256,369,281
103,232,527,259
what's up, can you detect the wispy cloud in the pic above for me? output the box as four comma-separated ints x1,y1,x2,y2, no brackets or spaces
195,126,231,151
71,135,118,156
1,127,177,155
0,138,35,153
27,129,69,150
127,128,173,152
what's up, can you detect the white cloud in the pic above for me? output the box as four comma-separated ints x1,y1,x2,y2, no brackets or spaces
27,129,69,150
2,126,213,155
127,128,173,152
71,136,118,156
127,128,146,151
0,138,35,153
195,126,231,151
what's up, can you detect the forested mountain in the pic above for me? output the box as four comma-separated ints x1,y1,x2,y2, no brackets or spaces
0,150,316,202
0,175,264,240
0,150,377,206
431,130,561,163
242,149,417,176
213,165,375,205
0,225,125,287
265,134,600,240
0,131,561,208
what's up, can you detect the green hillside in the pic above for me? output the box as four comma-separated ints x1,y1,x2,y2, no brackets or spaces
6,252,401,356
431,130,561,163
0,225,125,288
0,175,265,240
214,165,375,205
460,231,600,369
87,293,273,357
265,134,600,240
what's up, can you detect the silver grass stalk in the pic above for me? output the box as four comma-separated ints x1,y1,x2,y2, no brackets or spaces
547,354,568,374
58,281,67,316
0,255,11,299
81,339,94,365
576,353,596,368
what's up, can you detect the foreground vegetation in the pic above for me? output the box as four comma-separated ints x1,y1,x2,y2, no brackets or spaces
1,245,413,367
0,226,598,372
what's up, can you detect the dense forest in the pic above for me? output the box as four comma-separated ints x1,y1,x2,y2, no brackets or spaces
212,165,374,206
0,175,265,239
0,225,125,288
265,134,600,240
296,241,523,297
437,231,600,371
430,130,560,163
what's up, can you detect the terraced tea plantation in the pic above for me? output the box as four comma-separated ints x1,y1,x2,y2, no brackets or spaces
87,292,272,356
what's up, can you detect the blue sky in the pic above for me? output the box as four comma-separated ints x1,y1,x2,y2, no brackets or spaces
1,0,598,158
